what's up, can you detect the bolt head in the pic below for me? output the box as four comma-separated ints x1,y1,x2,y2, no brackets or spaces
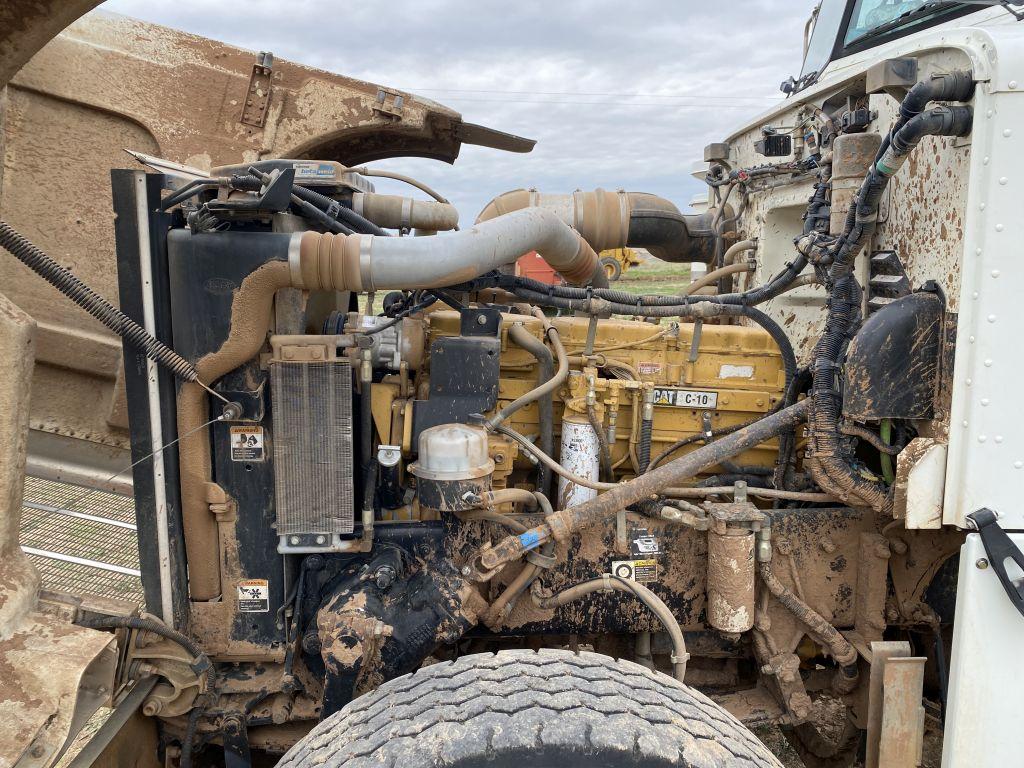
977,558,990,570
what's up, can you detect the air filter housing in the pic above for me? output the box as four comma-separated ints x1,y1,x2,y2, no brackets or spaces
270,351,355,553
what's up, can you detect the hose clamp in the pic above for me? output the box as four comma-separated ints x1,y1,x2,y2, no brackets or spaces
525,550,557,570
287,233,304,288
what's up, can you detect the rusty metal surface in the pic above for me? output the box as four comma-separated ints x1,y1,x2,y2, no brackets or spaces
864,641,914,768
1,10,527,480
879,657,927,768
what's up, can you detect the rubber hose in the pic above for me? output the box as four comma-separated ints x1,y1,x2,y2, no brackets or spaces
179,706,203,768
80,616,212,676
0,221,199,382
533,575,689,681
486,325,568,430
508,324,555,495
292,184,390,236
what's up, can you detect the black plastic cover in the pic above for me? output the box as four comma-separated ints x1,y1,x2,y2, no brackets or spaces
843,291,944,421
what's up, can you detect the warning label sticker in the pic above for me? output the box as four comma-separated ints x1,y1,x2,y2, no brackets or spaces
237,579,269,612
230,426,265,462
630,528,662,557
611,560,659,584
638,361,662,376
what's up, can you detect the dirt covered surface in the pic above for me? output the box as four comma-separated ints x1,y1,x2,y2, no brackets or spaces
753,719,945,767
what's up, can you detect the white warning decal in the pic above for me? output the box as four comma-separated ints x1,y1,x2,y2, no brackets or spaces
230,426,265,462
237,579,269,612
611,560,659,584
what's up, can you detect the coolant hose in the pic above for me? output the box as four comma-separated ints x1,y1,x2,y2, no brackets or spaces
486,323,569,431
507,323,555,495
0,220,199,382
532,575,689,681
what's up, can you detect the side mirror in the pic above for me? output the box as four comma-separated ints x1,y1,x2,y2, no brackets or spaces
803,2,822,58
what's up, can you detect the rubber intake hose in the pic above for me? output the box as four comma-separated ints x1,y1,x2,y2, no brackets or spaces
0,220,199,382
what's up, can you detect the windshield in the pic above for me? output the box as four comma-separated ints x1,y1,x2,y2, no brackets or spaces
801,0,849,79
797,0,991,88
845,0,970,45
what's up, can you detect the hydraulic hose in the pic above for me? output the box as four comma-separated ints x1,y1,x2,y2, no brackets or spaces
482,492,555,629
507,323,555,495
80,615,216,694
0,221,199,383
637,391,654,473
841,423,900,455
532,575,689,681
494,422,835,502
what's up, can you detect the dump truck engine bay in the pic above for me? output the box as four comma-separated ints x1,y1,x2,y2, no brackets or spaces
0,60,985,762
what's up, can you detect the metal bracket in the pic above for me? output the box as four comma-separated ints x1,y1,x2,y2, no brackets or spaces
240,52,273,128
373,88,405,119
966,508,1024,619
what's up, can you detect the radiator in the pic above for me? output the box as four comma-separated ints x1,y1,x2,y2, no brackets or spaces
270,359,355,552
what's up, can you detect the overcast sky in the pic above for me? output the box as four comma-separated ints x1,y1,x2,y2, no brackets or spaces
100,0,811,219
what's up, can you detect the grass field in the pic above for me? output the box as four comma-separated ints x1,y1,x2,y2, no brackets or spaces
613,255,691,296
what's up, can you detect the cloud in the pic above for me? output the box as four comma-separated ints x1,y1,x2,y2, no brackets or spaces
100,0,810,220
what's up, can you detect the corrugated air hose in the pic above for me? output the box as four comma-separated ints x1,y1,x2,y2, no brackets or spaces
0,220,203,386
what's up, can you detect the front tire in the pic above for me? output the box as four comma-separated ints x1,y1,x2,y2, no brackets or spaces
601,256,623,281
279,649,783,768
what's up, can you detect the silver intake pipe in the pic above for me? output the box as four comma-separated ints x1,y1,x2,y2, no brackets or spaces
291,207,600,291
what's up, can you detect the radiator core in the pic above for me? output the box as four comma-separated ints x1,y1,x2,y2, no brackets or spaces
270,360,355,550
